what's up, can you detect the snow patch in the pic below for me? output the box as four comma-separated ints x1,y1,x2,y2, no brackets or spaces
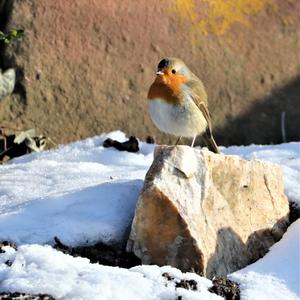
0,244,221,300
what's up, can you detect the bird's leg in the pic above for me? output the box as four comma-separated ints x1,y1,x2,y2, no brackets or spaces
191,136,196,147
175,136,182,145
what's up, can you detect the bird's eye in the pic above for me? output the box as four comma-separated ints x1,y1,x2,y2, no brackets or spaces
171,69,176,74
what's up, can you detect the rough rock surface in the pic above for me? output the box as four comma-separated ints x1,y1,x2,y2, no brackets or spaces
0,68,15,100
0,0,299,145
127,146,290,278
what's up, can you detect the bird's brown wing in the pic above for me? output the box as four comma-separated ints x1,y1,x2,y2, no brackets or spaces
187,80,220,153
196,100,220,153
186,79,208,105
196,101,213,137
186,79,211,133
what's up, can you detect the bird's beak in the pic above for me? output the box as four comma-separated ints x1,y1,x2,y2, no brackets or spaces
156,70,164,76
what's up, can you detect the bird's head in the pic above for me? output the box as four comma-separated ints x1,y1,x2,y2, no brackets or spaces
148,57,195,102
155,57,192,85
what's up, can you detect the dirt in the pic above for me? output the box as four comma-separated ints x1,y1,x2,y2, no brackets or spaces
0,241,17,252
162,271,240,300
0,0,298,146
53,236,141,268
208,277,240,300
175,279,198,291
289,201,300,224
0,293,56,300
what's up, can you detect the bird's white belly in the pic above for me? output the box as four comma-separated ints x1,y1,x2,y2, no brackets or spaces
148,98,207,137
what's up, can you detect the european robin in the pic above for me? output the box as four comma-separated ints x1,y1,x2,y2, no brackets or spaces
147,57,219,153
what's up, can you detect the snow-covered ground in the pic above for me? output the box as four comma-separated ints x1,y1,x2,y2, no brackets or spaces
0,131,299,299
0,131,155,246
0,245,221,300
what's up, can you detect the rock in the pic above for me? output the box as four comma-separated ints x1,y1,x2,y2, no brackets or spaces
127,146,290,278
0,68,15,100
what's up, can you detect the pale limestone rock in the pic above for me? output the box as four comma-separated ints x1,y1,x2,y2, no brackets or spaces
0,68,15,100
127,146,290,278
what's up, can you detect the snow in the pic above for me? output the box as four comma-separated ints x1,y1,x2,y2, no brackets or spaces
0,244,221,300
0,131,299,299
0,131,154,246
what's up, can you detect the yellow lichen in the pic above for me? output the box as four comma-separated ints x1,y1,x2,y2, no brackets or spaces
171,0,275,37
173,0,197,21
282,15,295,26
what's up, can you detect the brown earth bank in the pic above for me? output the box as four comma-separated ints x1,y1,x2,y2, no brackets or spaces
0,0,299,146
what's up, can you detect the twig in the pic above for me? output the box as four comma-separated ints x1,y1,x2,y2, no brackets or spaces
46,137,58,147
281,111,287,143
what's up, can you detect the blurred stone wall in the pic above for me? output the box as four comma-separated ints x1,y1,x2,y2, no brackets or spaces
0,0,299,146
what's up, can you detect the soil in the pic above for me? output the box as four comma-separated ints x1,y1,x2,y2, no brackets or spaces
0,293,56,300
0,241,17,252
163,271,240,300
208,277,240,300
53,236,141,268
289,201,300,224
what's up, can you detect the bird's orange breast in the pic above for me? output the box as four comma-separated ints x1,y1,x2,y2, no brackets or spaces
148,73,187,105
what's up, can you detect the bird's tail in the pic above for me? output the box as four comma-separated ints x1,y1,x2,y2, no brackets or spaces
202,131,219,154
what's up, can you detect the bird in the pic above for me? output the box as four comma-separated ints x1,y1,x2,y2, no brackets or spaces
147,57,219,153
